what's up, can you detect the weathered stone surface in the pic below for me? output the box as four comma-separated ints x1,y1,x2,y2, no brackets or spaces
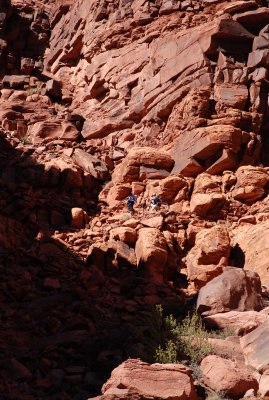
197,267,263,316
190,173,226,217
232,220,269,285
201,355,258,397
172,125,242,177
71,207,85,229
28,121,80,143
158,175,188,204
72,148,108,180
100,359,199,400
259,369,269,397
234,7,269,30
204,310,268,333
141,215,164,229
135,228,168,284
109,227,137,247
214,84,249,111
112,147,174,184
231,166,269,203
2,75,30,89
240,319,269,373
186,225,230,288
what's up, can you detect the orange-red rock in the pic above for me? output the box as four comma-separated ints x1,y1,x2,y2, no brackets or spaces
100,359,199,400
240,319,269,373
201,355,258,397
135,228,168,284
186,225,230,288
197,267,263,316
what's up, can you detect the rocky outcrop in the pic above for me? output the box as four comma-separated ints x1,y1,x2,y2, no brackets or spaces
204,310,268,333
197,267,263,316
200,355,258,398
232,220,269,284
240,319,269,373
2,0,269,399
186,225,230,288
95,359,199,400
135,228,168,284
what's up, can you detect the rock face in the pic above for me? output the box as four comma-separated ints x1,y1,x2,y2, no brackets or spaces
98,359,199,400
204,310,268,333
197,268,263,316
240,319,269,373
135,228,168,284
232,220,269,285
200,355,258,398
2,0,269,399
186,225,230,288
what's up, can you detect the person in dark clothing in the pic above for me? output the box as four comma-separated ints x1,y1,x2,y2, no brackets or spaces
127,194,136,212
150,194,161,211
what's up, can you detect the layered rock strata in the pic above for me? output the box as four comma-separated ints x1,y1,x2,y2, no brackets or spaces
1,0,269,399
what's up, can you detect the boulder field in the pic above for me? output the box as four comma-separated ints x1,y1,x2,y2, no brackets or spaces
1,0,269,399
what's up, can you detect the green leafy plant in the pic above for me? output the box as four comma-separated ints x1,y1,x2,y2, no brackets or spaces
209,327,235,339
155,310,213,365
20,135,31,145
155,340,177,364
27,81,42,96
27,88,38,96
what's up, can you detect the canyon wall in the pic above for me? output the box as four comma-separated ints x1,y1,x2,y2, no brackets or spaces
1,0,269,399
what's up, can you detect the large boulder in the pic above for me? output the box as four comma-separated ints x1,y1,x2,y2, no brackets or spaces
186,225,230,288
231,166,269,203
214,83,249,111
200,355,258,397
240,319,269,373
135,228,168,284
259,369,269,397
232,220,269,285
98,359,199,400
109,227,137,247
158,175,189,204
28,120,80,143
190,174,226,218
112,147,174,184
172,125,242,177
72,148,108,180
87,240,136,271
71,207,85,229
197,267,263,316
204,310,268,333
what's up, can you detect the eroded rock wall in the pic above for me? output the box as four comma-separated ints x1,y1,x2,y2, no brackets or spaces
1,1,269,400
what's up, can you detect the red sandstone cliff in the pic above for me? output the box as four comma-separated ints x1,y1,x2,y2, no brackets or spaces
1,0,269,399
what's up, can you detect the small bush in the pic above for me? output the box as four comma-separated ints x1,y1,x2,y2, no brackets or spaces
209,327,235,339
27,88,38,96
155,340,177,364
20,135,31,145
206,390,231,400
190,362,203,382
120,213,132,221
174,313,213,364
155,310,213,365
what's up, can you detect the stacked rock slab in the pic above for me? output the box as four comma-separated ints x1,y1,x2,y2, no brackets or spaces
2,0,269,400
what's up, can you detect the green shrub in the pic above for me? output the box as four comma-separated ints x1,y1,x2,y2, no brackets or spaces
155,310,213,365
20,135,31,145
209,327,235,339
190,362,203,382
155,340,177,364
